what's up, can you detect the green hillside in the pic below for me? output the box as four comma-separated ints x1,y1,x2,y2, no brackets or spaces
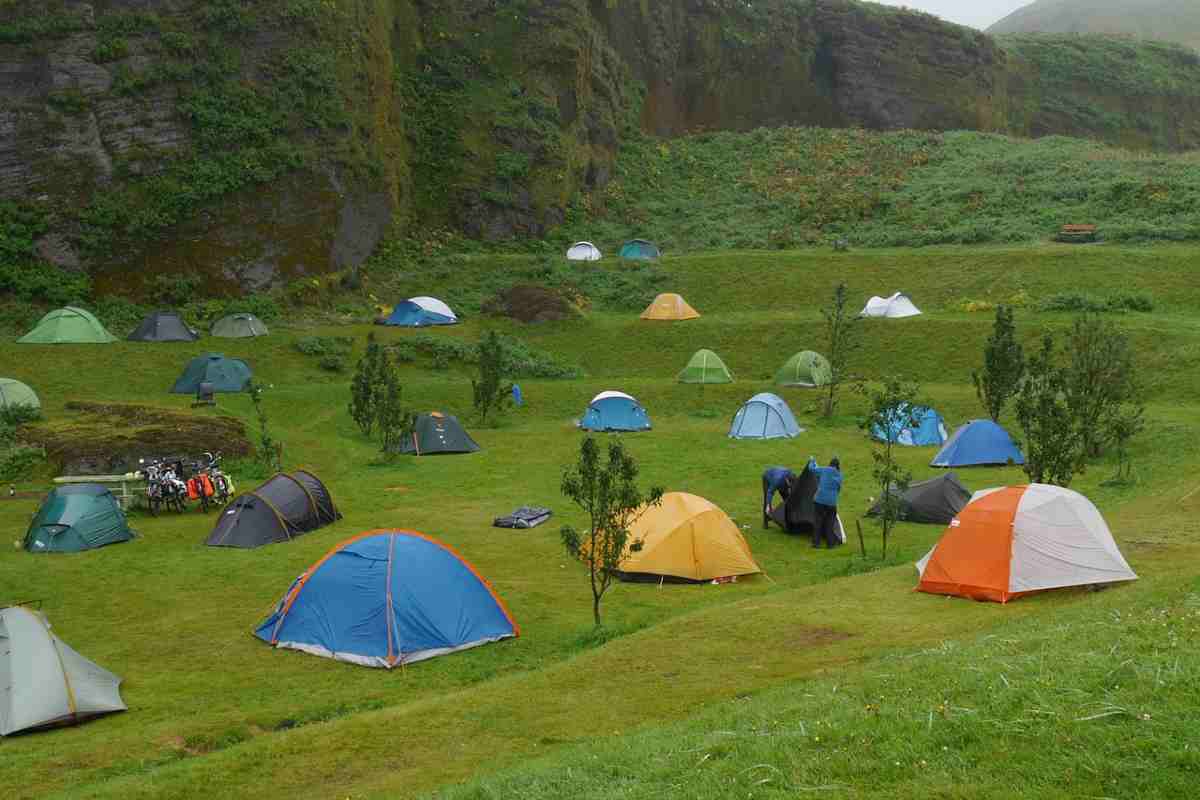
990,0,1200,51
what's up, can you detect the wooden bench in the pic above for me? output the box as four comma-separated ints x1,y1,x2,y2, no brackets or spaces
53,474,145,510
1056,224,1098,243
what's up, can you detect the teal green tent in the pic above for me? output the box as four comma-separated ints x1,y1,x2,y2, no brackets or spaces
18,307,117,344
619,239,661,260
24,485,134,553
171,353,252,394
0,378,40,412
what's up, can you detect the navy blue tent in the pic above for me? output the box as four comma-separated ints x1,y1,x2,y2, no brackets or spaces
579,391,651,432
729,393,803,439
872,404,948,447
931,420,1025,467
254,530,518,668
384,297,458,327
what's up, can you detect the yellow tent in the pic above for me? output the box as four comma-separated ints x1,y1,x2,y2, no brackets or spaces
640,293,700,321
619,492,760,581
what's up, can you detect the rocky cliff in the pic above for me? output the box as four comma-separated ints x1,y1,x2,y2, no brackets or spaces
4,0,1200,293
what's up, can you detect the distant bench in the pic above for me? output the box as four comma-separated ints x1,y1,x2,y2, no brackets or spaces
53,474,144,510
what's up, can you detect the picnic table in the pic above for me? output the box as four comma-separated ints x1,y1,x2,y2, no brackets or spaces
52,473,145,510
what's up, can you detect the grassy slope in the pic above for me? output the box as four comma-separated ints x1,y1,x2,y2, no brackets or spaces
989,0,1200,51
0,245,1197,798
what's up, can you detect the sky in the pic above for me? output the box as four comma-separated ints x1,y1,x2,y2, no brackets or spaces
872,0,1033,30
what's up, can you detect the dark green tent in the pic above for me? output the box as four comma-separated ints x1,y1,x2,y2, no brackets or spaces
171,353,252,394
24,485,134,553
619,239,661,260
397,412,480,455
212,313,269,338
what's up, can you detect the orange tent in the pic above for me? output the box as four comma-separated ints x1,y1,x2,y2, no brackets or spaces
916,484,1137,603
640,293,700,321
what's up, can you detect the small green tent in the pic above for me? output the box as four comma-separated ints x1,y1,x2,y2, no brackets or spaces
18,307,117,344
678,349,733,384
775,351,832,387
171,353,253,394
212,313,269,338
619,239,661,260
0,378,40,412
397,412,480,455
24,485,134,553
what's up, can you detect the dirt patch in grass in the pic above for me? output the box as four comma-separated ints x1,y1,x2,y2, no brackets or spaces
482,285,578,323
779,626,854,649
22,402,252,475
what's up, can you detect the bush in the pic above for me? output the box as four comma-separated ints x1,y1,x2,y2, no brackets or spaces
318,355,346,372
402,334,581,379
87,296,149,334
0,262,91,306
0,444,45,482
293,336,353,356
1036,292,1155,313
0,404,42,427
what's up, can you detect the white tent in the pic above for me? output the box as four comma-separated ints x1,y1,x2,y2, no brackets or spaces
0,607,126,736
860,292,921,318
915,484,1137,603
566,242,602,261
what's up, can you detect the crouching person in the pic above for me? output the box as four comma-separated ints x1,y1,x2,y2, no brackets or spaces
761,466,794,529
807,456,843,548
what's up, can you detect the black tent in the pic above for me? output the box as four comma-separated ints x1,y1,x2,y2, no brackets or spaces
397,412,480,455
206,471,340,548
867,472,971,525
769,465,846,540
127,311,199,342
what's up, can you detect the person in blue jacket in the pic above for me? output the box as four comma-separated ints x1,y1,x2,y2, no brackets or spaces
761,466,795,529
807,455,843,548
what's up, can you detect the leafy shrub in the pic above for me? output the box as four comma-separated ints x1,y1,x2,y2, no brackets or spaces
403,334,581,379
185,295,281,325
0,263,91,306
93,37,130,63
0,404,42,427
0,444,45,482
318,355,346,372
293,336,353,356
149,274,203,307
1036,292,1155,313
87,296,149,334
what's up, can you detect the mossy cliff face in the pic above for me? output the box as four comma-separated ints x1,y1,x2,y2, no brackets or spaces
5,0,1200,290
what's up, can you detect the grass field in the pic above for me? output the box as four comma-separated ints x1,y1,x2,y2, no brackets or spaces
0,244,1197,799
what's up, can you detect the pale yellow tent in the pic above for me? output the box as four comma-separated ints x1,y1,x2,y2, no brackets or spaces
640,293,700,321
619,492,760,581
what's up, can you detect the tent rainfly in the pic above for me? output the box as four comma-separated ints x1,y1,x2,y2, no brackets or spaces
396,412,480,455
24,484,134,553
640,293,700,321
170,353,252,394
255,530,518,667
206,470,340,548
867,472,971,525
384,297,458,327
612,492,761,582
916,484,1138,603
18,307,117,344
678,349,733,384
769,464,846,541
775,351,831,387
931,420,1024,467
0,378,39,412
619,239,661,260
729,393,803,439
0,606,127,736
579,391,651,432
871,403,948,447
860,292,921,318
211,313,269,338
127,311,199,342
566,242,602,261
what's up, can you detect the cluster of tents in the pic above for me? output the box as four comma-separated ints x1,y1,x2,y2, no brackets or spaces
566,240,661,262
675,348,832,387
16,308,269,344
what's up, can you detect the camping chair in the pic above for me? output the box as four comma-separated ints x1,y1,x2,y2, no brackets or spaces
193,382,216,407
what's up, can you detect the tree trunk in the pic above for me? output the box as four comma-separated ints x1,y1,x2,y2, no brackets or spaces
592,592,602,626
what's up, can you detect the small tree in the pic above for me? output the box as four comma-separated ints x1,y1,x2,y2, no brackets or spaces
349,336,383,437
560,437,663,626
821,282,862,417
376,351,415,458
246,380,283,473
1014,334,1081,487
1103,398,1144,486
972,304,1024,422
859,376,922,560
1063,314,1138,459
473,330,513,426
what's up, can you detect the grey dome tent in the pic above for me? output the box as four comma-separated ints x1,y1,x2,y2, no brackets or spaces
768,464,845,541
170,353,252,394
211,313,269,338
0,378,39,412
24,484,134,553
397,412,480,455
867,472,971,525
206,470,340,548
127,311,199,342
0,606,127,736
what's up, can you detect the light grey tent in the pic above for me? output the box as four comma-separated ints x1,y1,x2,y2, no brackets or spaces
211,313,269,338
0,606,126,736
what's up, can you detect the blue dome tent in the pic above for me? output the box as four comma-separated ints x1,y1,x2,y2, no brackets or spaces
729,393,803,439
254,530,518,668
871,404,948,447
618,239,661,260
931,419,1025,467
384,296,459,327
579,391,651,432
